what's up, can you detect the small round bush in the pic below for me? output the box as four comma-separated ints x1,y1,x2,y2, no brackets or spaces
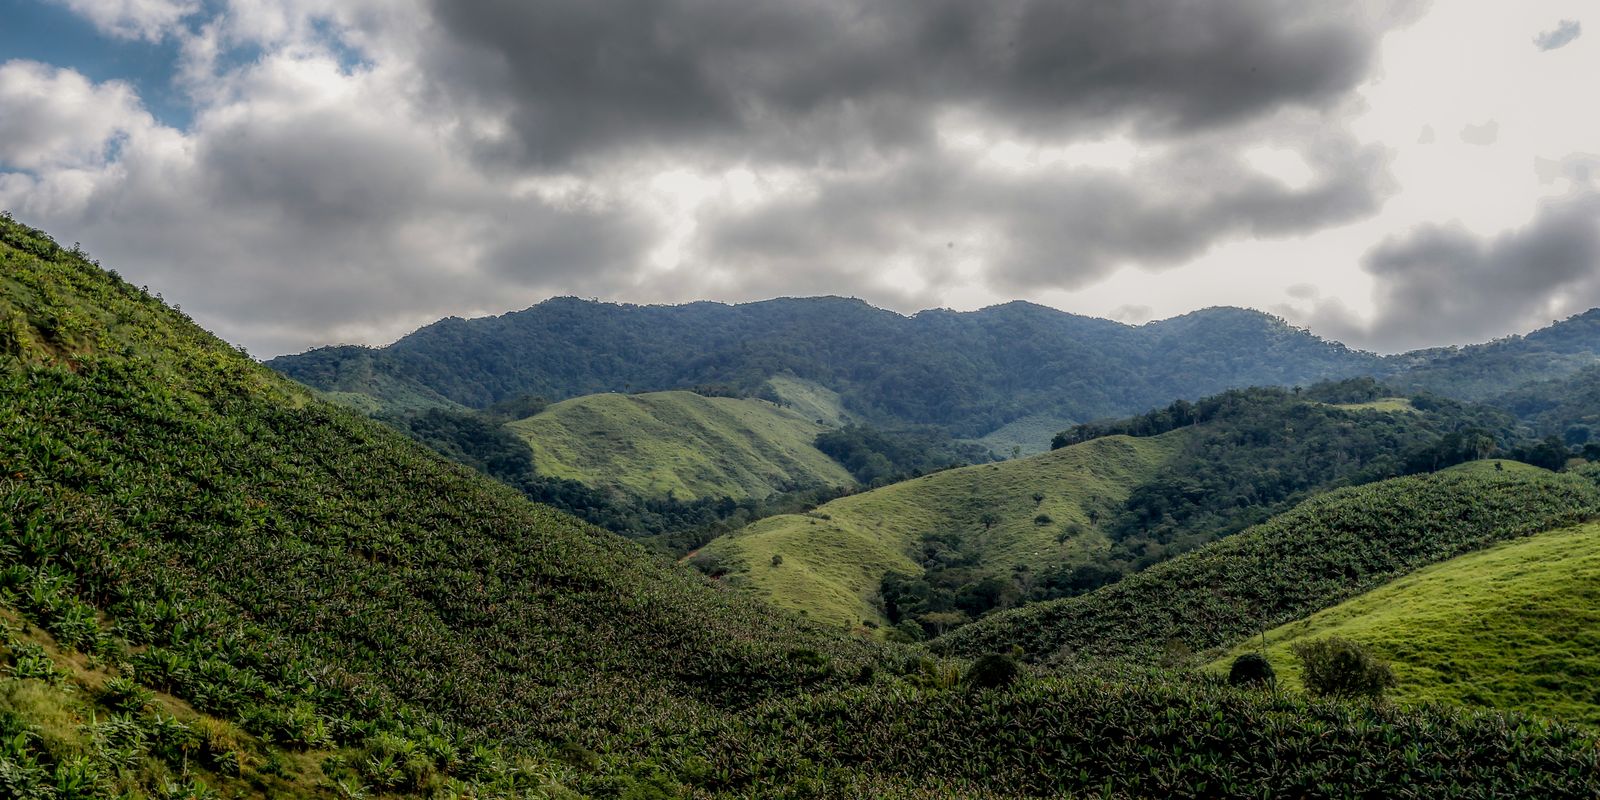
1227,652,1276,689
964,653,1021,690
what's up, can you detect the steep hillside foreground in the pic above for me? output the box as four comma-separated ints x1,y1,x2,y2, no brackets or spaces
4,217,1600,797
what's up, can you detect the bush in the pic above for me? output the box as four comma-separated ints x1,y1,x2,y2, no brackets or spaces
1227,652,1275,689
963,654,1020,690
1291,637,1396,700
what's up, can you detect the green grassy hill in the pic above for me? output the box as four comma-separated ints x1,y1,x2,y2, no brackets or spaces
970,413,1076,458
504,390,855,501
696,431,1189,628
934,464,1600,666
1214,519,1600,726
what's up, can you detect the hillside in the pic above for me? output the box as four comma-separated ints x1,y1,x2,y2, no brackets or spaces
1392,309,1600,400
0,216,883,796
8,217,1600,797
503,390,854,501
934,463,1600,665
694,431,1189,629
268,297,1383,437
1214,515,1600,727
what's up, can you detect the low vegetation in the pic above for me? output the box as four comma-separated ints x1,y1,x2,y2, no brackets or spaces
505,390,855,501
935,462,1600,665
1216,520,1600,726
694,431,1187,629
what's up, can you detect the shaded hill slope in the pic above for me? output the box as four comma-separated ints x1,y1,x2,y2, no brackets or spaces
695,431,1189,629
934,462,1600,666
269,298,1383,437
504,390,854,501
1214,519,1600,727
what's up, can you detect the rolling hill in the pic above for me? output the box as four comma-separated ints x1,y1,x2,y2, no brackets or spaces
695,431,1190,629
934,461,1600,666
503,390,855,501
1214,513,1600,727
7,216,1600,797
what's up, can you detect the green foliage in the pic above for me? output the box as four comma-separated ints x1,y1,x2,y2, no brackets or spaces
696,431,1184,628
506,390,856,501
962,654,1020,690
1227,653,1275,689
1217,521,1600,727
268,299,1384,437
1051,383,1522,569
1291,637,1396,701
813,425,992,485
8,215,1600,799
0,215,883,797
936,466,1600,665
1394,308,1600,400
682,674,1600,798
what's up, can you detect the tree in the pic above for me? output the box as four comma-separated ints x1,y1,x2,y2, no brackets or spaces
1227,653,1276,689
1290,637,1396,700
964,653,1020,690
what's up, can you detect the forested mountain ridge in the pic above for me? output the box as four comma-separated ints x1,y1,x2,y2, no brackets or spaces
269,296,1384,437
1392,308,1600,400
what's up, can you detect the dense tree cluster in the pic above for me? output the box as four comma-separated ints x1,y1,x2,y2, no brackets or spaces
813,425,993,485
1050,382,1524,572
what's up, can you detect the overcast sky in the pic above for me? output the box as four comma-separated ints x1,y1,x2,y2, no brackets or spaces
1,1,1596,357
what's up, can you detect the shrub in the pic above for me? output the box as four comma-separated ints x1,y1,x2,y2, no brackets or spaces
1291,637,1396,700
101,676,156,713
963,654,1020,690
1227,652,1275,689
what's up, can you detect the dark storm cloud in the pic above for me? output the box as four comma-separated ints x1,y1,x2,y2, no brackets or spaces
1535,20,1582,51
697,127,1390,293
1310,180,1600,352
425,0,1412,167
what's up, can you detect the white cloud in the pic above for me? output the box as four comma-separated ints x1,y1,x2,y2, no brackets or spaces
0,61,153,171
49,0,200,41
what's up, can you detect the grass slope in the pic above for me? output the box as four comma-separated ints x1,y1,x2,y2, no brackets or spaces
763,374,854,427
1215,521,1600,726
504,390,855,501
698,431,1188,628
935,463,1600,666
970,413,1076,458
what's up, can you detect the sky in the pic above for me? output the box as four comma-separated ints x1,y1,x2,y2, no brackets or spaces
0,1,1596,358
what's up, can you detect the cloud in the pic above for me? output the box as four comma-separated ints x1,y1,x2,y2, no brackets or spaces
691,115,1391,297
1535,19,1582,51
1308,180,1600,351
48,0,200,42
0,54,651,356
0,61,152,171
423,0,1415,169
3,0,1424,356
